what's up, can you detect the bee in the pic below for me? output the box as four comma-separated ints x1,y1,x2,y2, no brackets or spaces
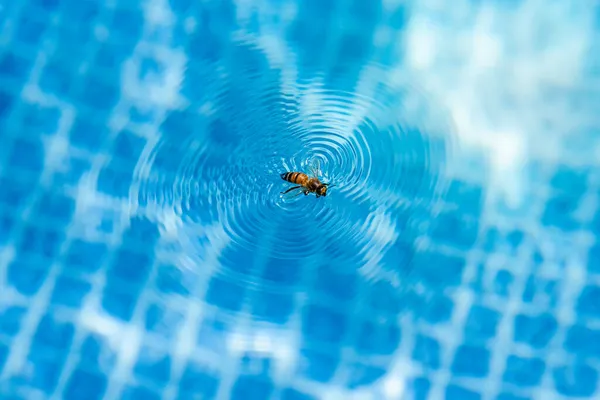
280,161,335,198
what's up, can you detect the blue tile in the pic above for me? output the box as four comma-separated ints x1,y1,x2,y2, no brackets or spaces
69,114,107,151
506,230,525,250
550,167,588,194
445,384,481,400
196,316,229,352
380,239,414,271
346,363,387,389
133,346,171,385
33,190,75,224
32,314,75,352
159,109,200,145
553,363,598,397
313,265,357,302
287,0,333,66
410,377,430,400
302,303,347,344
15,12,48,45
388,4,408,29
298,348,338,383
79,334,116,373
50,275,91,308
207,117,242,147
169,0,194,14
576,285,600,318
444,180,483,211
17,102,61,135
0,212,15,244
541,193,580,231
588,244,600,275
19,355,63,394
412,334,440,370
464,305,501,343
0,343,7,371
451,345,489,377
31,0,59,10
7,259,48,296
493,269,514,297
231,374,273,400
513,313,557,349
52,28,91,62
0,51,31,82
482,228,501,252
178,363,219,400
154,264,191,295
60,0,101,21
250,289,295,324
564,324,600,358
94,42,133,71
8,138,44,173
335,32,373,72
205,276,246,312
64,239,108,274
411,251,465,288
218,245,256,277
0,175,33,208
261,256,302,286
430,212,479,250
63,369,107,400
39,60,74,98
122,385,162,400
18,225,64,259
97,166,133,198
503,355,545,387
77,75,119,112
122,216,160,246
0,306,26,337
144,303,183,340
280,388,316,400
0,90,14,119
353,319,401,355
420,294,454,324
108,248,152,282
110,8,144,39
111,130,146,168
100,285,138,321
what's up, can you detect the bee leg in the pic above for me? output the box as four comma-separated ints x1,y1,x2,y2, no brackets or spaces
304,191,309,195
281,185,302,194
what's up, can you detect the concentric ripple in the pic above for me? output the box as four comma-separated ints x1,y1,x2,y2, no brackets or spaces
132,38,457,277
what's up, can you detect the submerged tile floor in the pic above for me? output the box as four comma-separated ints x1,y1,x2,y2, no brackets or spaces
0,0,599,399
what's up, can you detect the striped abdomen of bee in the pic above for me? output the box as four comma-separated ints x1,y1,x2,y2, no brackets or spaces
280,171,309,186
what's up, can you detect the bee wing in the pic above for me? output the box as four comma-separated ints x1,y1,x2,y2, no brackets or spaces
309,159,321,178
281,186,304,199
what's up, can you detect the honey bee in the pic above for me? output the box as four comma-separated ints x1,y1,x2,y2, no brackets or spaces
280,161,335,198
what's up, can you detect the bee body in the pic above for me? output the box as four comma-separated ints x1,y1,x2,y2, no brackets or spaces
280,169,333,198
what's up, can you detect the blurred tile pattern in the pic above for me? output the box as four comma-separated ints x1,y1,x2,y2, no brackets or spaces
0,0,598,399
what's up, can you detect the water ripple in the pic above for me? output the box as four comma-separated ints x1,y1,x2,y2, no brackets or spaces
132,38,457,284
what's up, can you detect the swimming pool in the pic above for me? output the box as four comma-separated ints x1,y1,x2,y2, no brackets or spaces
0,0,598,399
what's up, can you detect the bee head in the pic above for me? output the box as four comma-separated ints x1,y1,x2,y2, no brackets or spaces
316,185,328,197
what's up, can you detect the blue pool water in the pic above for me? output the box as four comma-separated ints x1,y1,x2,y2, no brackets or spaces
0,0,599,399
